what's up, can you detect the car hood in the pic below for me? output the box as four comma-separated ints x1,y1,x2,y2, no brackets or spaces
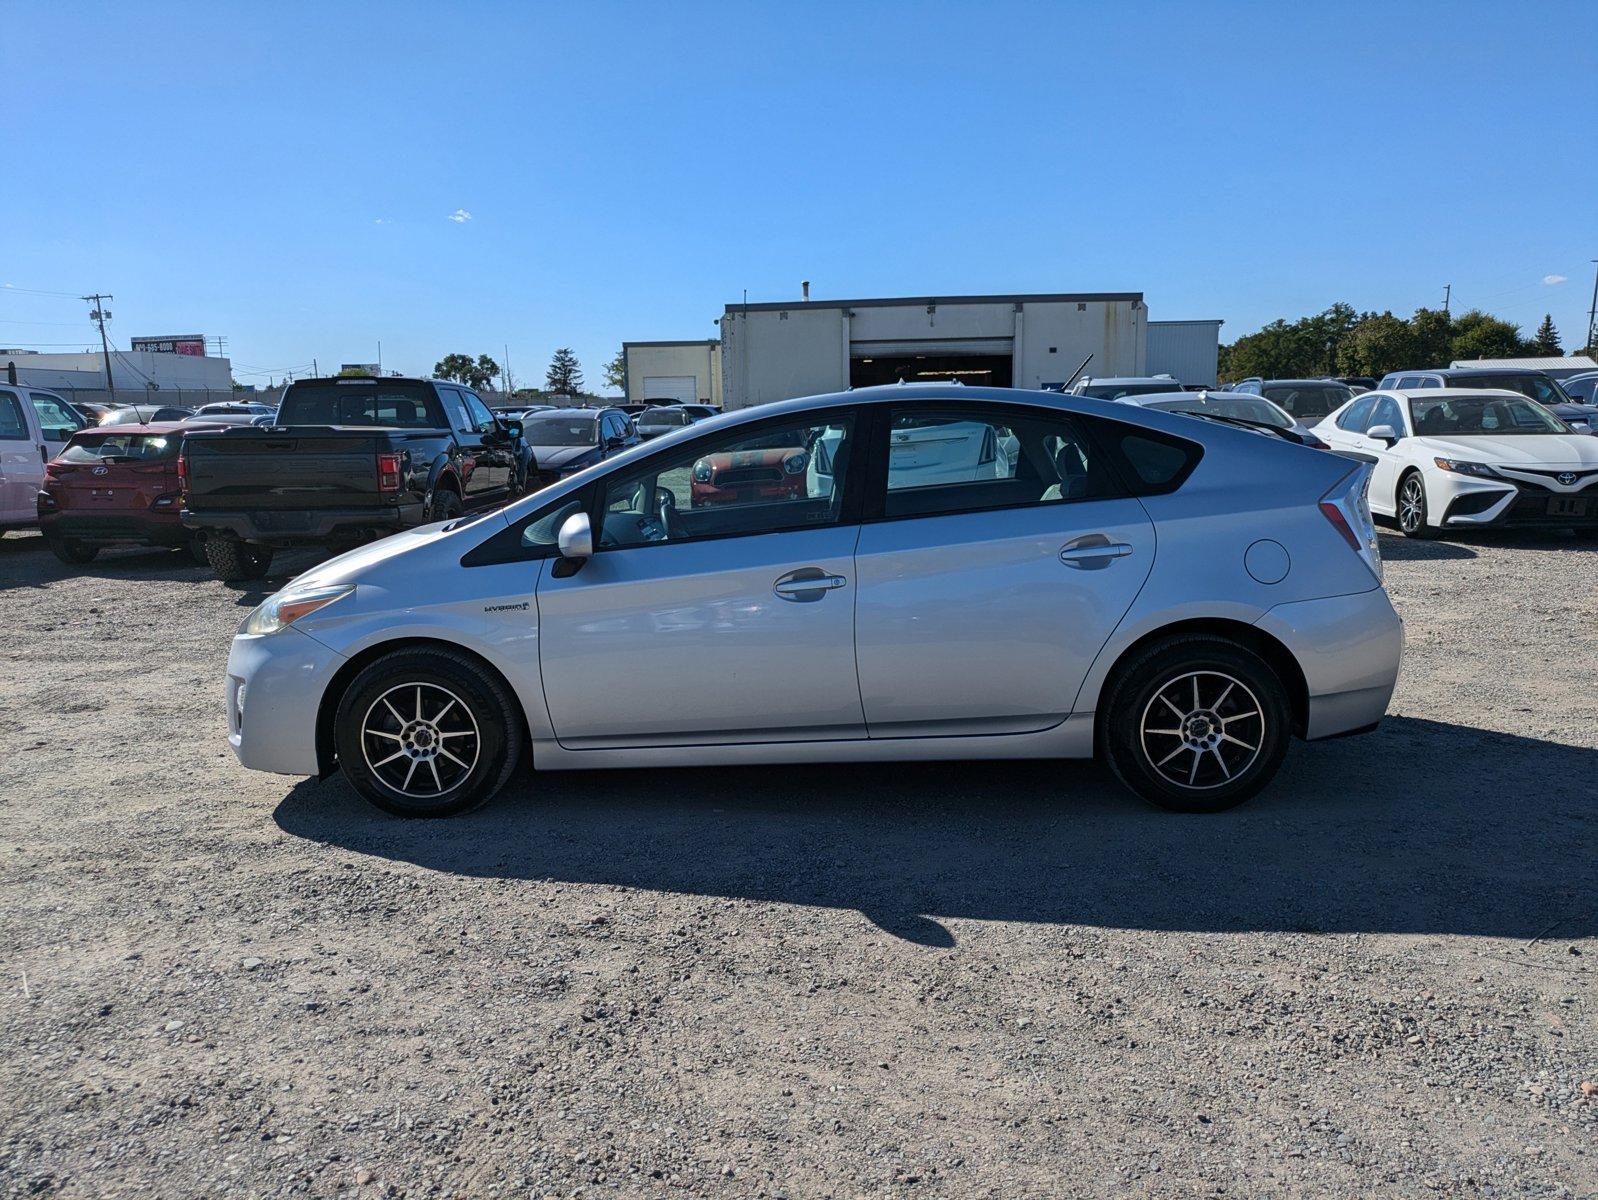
1419,434,1598,468
529,444,599,469
287,510,509,591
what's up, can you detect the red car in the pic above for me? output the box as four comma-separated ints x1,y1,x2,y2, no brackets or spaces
36,423,213,564
690,433,812,507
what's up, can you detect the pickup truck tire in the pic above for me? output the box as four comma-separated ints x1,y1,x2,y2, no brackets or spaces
185,536,210,565
204,537,274,582
334,647,523,818
430,489,464,522
46,535,99,565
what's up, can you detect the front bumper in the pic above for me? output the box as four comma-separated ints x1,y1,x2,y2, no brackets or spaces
1255,588,1403,741
184,502,425,546
226,626,347,776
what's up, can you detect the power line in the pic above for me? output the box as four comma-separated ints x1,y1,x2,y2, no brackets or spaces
0,284,84,298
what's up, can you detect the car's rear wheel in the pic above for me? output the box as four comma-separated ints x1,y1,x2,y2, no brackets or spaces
204,537,273,581
430,489,463,522
46,535,98,565
334,647,523,818
1396,471,1438,539
1101,635,1292,813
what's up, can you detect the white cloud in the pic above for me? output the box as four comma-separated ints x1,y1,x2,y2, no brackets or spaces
447,209,472,223
373,218,388,225
1543,274,1567,285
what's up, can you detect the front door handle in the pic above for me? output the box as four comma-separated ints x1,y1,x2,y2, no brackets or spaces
1060,537,1134,569
774,568,848,601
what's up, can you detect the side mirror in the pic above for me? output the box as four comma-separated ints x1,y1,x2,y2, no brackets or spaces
502,419,523,440
556,511,593,559
1365,424,1398,444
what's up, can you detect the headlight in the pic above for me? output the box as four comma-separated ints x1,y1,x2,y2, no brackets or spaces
1433,458,1499,478
242,583,355,636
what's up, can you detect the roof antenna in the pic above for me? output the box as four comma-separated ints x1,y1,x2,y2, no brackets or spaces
1062,352,1094,390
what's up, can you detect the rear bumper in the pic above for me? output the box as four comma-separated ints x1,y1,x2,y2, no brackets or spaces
1255,588,1404,741
39,511,189,545
183,502,424,545
226,627,345,775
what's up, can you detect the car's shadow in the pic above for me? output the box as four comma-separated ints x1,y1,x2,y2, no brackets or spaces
1377,527,1597,560
274,716,1598,947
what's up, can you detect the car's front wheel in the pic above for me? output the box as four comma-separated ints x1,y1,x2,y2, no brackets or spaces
334,647,523,817
1101,635,1292,813
1396,471,1438,539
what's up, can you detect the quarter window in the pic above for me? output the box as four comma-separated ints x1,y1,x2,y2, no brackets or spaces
880,406,1118,519
597,415,855,548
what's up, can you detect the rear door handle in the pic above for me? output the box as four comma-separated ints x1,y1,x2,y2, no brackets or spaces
1060,538,1134,568
774,568,847,601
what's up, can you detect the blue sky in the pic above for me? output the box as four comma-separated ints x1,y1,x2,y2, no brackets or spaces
6,1,1596,389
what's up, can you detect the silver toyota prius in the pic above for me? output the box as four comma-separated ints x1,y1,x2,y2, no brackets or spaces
224,384,1402,817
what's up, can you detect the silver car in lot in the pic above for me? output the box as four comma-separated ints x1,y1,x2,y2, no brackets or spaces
224,384,1402,817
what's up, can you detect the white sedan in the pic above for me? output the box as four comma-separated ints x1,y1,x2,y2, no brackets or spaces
1313,388,1598,538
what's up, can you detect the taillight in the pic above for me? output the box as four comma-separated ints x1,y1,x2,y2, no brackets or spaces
1319,464,1382,583
176,450,188,490
377,451,402,493
1319,500,1360,550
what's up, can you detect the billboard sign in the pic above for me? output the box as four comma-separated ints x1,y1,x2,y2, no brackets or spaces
131,335,206,357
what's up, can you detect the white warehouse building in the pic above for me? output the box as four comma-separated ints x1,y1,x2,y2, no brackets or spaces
717,291,1192,410
621,339,723,406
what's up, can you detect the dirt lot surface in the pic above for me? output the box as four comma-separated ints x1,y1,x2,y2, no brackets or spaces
1,527,1594,1199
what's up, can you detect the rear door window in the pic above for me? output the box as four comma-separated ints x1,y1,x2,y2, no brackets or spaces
877,405,1121,519
0,390,27,440
1336,394,1378,432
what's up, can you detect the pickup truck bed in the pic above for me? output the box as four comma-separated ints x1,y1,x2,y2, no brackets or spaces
181,426,432,544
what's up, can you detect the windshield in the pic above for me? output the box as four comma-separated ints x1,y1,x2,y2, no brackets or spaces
1408,394,1569,436
1079,382,1173,400
1149,396,1294,429
61,433,178,462
1261,383,1352,420
640,408,691,426
523,416,598,446
280,381,439,428
1450,373,1570,405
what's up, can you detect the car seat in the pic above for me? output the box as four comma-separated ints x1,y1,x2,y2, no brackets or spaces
1040,443,1089,502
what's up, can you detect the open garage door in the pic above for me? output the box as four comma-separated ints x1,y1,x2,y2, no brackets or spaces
849,338,1013,389
641,375,699,404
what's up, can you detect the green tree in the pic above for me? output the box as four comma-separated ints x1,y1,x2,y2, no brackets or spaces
1531,313,1562,356
546,347,584,395
603,348,627,393
337,365,369,377
1336,311,1414,378
1407,307,1454,369
432,352,500,390
1449,309,1527,362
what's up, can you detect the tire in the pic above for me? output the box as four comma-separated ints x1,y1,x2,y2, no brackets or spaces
430,489,464,522
204,537,273,581
1396,470,1438,539
334,647,523,818
46,536,99,565
185,536,209,564
1100,635,1292,813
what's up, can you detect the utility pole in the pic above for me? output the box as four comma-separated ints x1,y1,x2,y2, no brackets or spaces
1586,260,1598,353
83,293,116,401
1442,283,1451,317
313,358,319,378
504,343,513,397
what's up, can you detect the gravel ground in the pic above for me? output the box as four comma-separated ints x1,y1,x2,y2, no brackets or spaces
0,526,1594,1199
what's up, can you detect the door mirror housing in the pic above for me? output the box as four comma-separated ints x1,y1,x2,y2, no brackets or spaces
1365,423,1398,444
501,419,523,441
556,511,593,559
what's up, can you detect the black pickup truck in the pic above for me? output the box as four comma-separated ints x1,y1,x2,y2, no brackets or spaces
181,377,532,580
